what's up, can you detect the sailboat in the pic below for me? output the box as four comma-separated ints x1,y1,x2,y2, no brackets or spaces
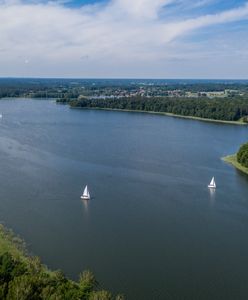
81,185,90,200
208,177,216,189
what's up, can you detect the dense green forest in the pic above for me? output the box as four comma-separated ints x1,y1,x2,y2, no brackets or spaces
0,226,123,300
68,96,248,122
237,143,248,168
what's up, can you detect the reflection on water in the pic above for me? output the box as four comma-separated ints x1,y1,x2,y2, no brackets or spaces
209,187,216,206
81,199,89,214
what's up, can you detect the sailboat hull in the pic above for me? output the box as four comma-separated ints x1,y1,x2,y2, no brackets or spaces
208,185,216,188
81,195,90,200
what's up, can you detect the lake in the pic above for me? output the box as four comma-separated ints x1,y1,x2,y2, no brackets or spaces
0,99,248,299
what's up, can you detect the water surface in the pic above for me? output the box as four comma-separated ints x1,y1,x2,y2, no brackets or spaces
0,99,248,299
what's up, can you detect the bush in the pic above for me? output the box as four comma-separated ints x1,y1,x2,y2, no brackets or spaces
0,252,122,300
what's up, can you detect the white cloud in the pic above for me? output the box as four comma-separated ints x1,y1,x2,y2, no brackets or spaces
161,2,248,42
109,0,174,19
0,0,248,77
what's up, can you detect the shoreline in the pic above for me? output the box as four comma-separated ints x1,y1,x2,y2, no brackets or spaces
222,154,248,175
71,106,247,126
0,224,28,261
1,97,247,125
0,223,119,298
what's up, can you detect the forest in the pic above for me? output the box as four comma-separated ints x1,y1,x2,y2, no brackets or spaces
237,143,248,168
69,96,248,122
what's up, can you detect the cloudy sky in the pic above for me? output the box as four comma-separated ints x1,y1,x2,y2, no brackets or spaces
0,0,248,78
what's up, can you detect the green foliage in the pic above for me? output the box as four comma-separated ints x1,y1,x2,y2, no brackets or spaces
6,275,39,300
0,224,27,258
70,96,248,122
89,290,112,300
237,143,248,168
0,253,27,285
0,252,121,300
243,115,248,123
79,270,98,298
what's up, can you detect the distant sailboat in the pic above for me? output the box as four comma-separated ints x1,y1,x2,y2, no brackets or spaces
208,177,216,189
81,185,90,200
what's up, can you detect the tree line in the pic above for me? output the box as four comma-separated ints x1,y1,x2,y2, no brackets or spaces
0,252,123,300
237,143,248,168
68,96,248,122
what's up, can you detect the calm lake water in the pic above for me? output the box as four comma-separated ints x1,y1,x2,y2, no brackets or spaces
0,99,248,299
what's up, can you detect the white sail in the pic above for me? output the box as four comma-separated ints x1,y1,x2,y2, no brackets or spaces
81,185,90,200
208,177,216,188
83,185,88,197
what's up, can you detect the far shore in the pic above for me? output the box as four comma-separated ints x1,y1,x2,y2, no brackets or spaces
71,106,248,126
222,154,248,175
2,97,247,126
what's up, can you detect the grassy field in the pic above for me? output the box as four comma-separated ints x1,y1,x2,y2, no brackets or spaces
222,154,248,175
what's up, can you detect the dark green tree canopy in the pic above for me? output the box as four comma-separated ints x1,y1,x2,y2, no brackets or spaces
69,96,248,122
237,143,248,168
0,253,122,300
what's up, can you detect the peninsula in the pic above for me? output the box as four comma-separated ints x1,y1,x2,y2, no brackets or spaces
223,142,248,175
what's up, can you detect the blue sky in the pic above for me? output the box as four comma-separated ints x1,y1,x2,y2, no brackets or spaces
0,0,248,78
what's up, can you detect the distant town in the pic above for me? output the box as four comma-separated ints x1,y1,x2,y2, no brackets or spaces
1,78,247,101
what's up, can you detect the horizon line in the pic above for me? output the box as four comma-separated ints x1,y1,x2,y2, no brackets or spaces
0,77,248,81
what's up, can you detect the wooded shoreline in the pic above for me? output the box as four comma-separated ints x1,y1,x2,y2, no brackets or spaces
222,154,248,175
70,106,248,126
0,224,122,300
